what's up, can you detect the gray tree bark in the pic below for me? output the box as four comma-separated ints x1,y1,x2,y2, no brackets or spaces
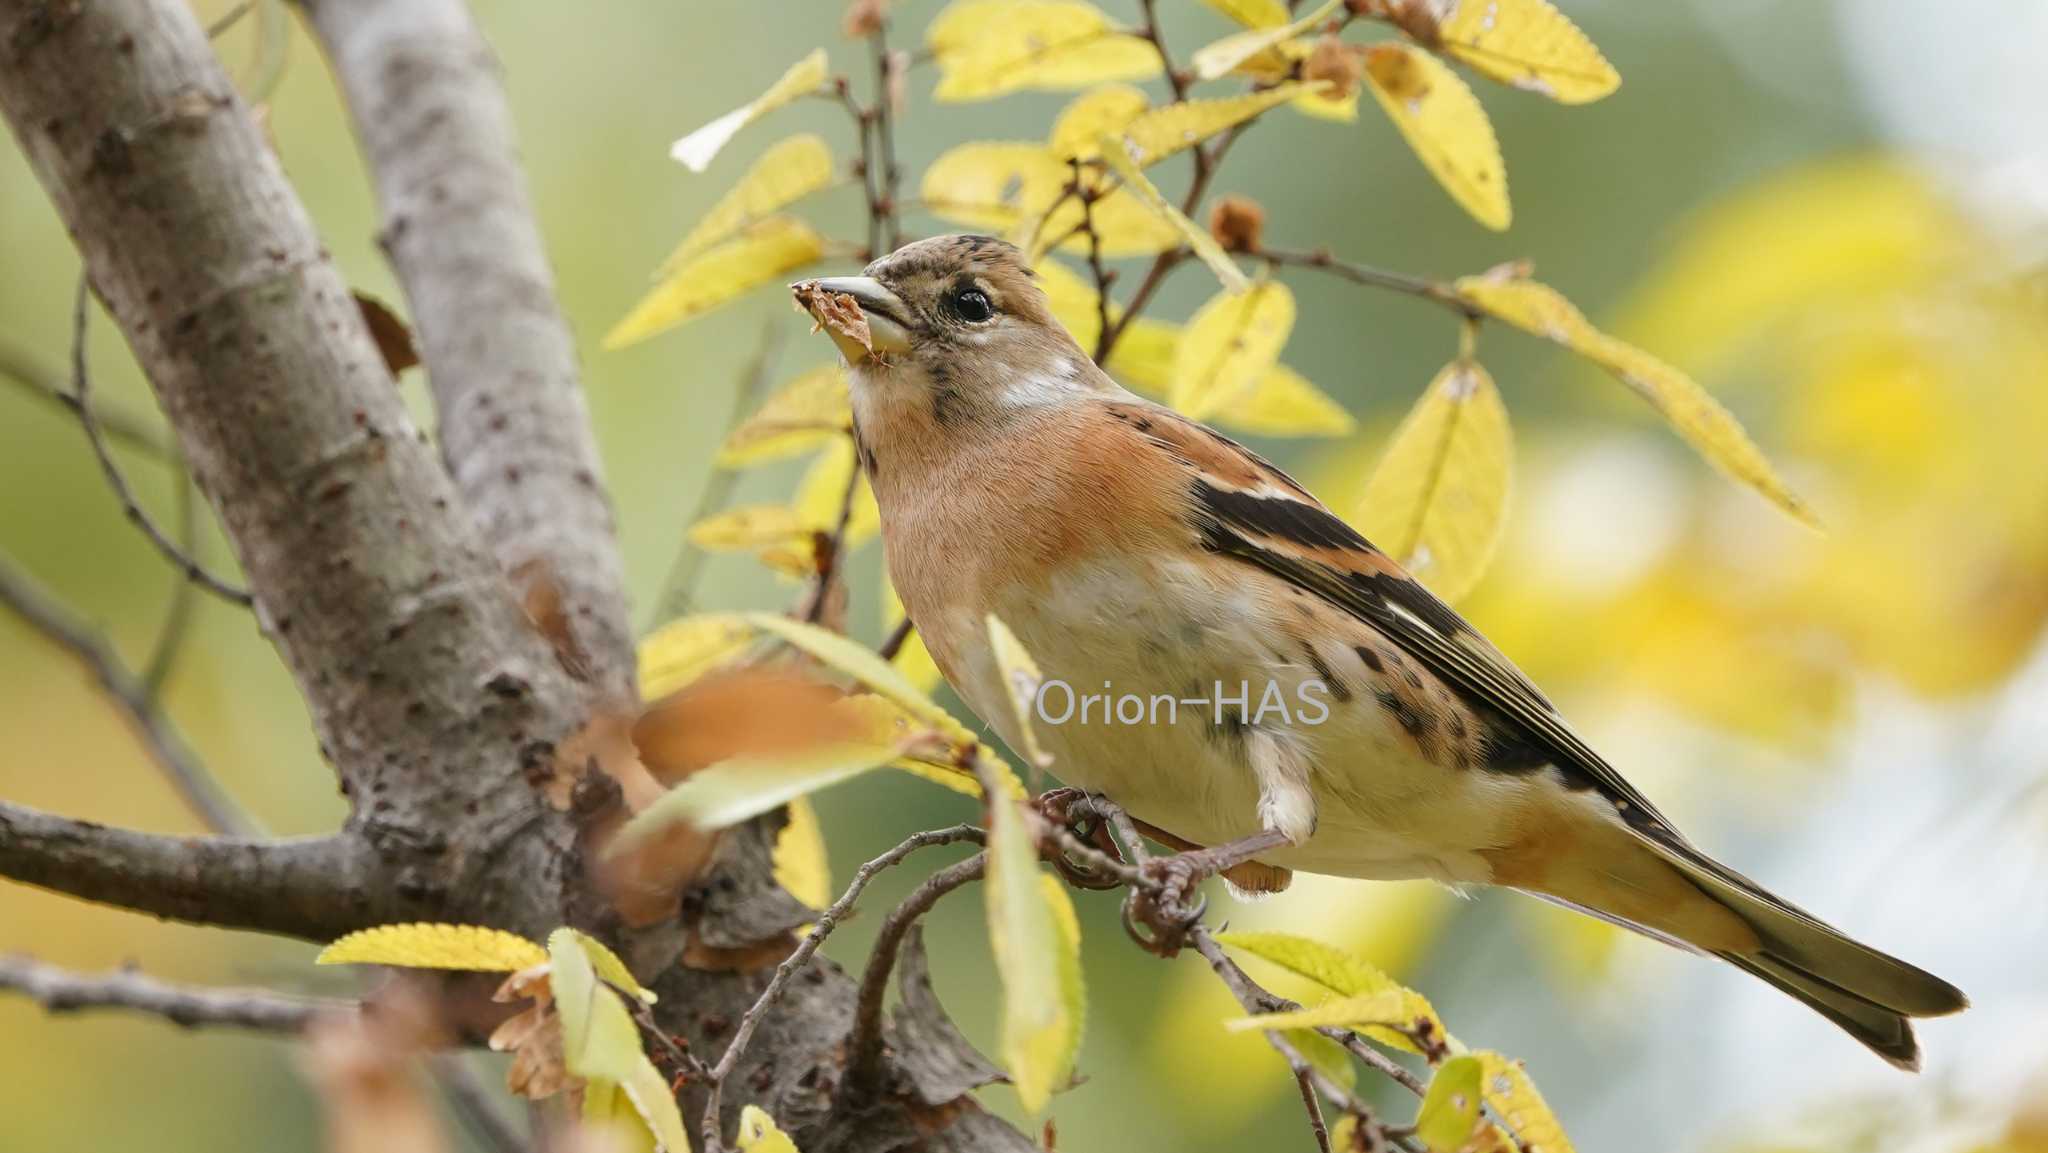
0,1,1029,1148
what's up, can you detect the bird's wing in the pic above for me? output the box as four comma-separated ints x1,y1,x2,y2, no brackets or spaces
1100,399,1684,838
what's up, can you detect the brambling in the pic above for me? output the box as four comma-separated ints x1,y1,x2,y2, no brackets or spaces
792,234,1966,1068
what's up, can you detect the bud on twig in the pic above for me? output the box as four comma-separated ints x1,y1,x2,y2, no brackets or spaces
1208,195,1267,254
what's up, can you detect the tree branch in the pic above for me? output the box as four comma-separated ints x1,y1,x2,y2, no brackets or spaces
300,0,637,704
0,953,344,1031
0,0,588,901
0,800,387,940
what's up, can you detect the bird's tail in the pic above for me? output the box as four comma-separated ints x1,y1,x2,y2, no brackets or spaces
1507,814,1967,1070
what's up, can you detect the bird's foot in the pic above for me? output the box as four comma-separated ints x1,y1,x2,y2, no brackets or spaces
1034,787,1128,891
1121,828,1294,957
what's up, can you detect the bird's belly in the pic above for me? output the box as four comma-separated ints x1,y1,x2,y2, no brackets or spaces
939,554,1521,886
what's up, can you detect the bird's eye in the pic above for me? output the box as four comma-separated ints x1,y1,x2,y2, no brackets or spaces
951,287,994,322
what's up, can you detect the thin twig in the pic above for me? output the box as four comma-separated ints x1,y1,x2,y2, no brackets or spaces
876,615,916,661
1296,1065,1334,1153
0,345,172,460
837,80,884,261
1258,246,1482,319
842,852,989,1094
869,16,903,254
650,320,783,626
802,429,865,627
0,554,255,835
0,954,342,1032
70,279,253,607
140,459,201,703
701,825,986,1152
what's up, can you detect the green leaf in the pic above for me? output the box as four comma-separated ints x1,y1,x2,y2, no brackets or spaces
611,736,903,844
986,783,1083,1112
745,612,955,729
1416,1054,1487,1153
1215,929,1450,1054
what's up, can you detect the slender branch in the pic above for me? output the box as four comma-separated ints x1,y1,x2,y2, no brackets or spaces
0,345,172,460
303,0,638,704
842,852,989,1095
1259,246,1481,319
837,80,884,261
701,824,985,1153
0,800,384,941
651,320,782,626
69,278,254,607
876,615,916,661
139,460,202,701
0,553,253,835
869,18,903,254
1295,1065,1334,1153
802,430,865,627
0,954,345,1031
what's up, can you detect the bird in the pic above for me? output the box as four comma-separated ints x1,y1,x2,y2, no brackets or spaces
790,233,1967,1069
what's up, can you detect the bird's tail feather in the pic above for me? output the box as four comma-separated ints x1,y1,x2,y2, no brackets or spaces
1514,814,1966,1070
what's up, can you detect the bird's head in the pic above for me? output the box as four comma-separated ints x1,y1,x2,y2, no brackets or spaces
792,234,1107,434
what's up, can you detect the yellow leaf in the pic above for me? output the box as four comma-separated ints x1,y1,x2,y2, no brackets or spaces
986,782,1083,1113
1102,316,1180,390
1223,989,1422,1035
831,691,989,797
773,795,833,911
1203,0,1288,27
688,505,807,552
1048,84,1149,160
1358,359,1512,603
923,142,1070,234
605,218,825,349
985,614,1053,770
1171,280,1295,420
661,135,835,276
718,365,852,467
1036,258,1108,348
612,734,903,841
671,49,830,172
1192,0,1339,81
1217,363,1357,437
558,928,658,1005
794,438,880,547
736,1105,799,1153
1433,0,1620,105
922,142,1173,258
548,931,693,1153
317,923,547,971
547,929,646,1083
1215,929,1450,1054
1453,270,1817,524
1416,1055,1489,1153
638,613,759,700
1472,1050,1576,1153
1363,43,1510,231
746,612,955,730
927,0,1160,102
1293,83,1360,122
1099,136,1248,292
1098,312,1347,436
618,1057,694,1153
1119,83,1317,167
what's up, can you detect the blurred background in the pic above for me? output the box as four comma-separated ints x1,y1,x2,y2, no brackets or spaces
4,0,2046,1149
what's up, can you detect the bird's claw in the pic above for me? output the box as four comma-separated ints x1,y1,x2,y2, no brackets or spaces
1037,788,1127,891
1121,853,1210,957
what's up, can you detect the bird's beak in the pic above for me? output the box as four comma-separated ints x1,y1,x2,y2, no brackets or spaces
793,276,913,362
